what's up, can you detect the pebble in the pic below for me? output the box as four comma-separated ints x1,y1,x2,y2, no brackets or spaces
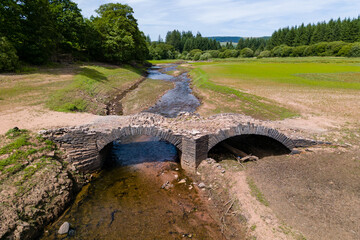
221,170,226,174
58,222,70,235
178,179,186,184
198,182,206,188
174,174,179,179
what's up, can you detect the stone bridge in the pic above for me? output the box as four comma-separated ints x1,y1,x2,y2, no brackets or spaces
41,113,297,173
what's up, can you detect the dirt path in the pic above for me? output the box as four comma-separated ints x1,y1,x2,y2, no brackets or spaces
0,105,99,135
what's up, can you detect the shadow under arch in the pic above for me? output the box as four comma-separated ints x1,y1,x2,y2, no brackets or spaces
96,126,183,169
208,134,291,161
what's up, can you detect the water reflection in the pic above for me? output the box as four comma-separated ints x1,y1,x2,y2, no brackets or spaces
112,136,178,166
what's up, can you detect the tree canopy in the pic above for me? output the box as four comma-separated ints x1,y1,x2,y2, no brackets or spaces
0,0,148,70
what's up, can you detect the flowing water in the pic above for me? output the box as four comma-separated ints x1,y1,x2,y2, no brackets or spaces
40,65,222,239
145,65,200,118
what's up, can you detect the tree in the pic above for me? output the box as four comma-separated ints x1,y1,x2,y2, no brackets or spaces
0,37,18,71
92,3,148,63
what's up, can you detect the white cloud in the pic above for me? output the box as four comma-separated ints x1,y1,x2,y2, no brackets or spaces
72,0,360,38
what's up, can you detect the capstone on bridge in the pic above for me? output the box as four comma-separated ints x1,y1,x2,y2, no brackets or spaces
41,113,298,173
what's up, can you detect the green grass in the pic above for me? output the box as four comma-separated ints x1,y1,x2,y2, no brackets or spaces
193,57,360,90
0,135,31,155
47,65,144,114
190,67,298,120
0,128,56,175
247,177,269,207
187,57,360,120
149,59,184,64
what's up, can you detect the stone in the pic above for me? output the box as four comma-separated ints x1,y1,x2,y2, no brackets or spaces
198,182,206,188
178,179,186,184
58,221,70,235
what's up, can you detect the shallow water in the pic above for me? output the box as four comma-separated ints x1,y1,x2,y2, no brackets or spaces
41,136,223,240
145,65,200,118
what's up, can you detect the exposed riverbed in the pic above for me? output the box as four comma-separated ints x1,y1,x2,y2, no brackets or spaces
40,65,223,239
145,65,200,117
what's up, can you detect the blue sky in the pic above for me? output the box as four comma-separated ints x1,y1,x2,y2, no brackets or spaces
73,0,360,40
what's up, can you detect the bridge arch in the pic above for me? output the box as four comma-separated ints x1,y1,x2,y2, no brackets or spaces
96,126,182,153
208,123,294,155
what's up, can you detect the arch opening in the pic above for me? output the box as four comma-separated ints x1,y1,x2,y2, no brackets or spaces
208,134,291,162
102,135,181,168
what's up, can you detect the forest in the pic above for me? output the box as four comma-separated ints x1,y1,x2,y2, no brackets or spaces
0,0,148,71
2,1,360,71
150,17,360,60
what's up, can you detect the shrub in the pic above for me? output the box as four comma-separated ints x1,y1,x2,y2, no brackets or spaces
313,42,328,56
291,46,307,57
258,50,271,58
199,53,211,61
303,45,316,56
189,49,202,57
193,52,202,61
207,50,220,58
0,37,19,72
240,48,254,58
218,52,225,58
338,44,352,57
347,43,360,57
325,41,347,56
271,45,293,57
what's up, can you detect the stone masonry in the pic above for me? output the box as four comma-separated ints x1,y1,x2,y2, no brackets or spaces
41,112,297,173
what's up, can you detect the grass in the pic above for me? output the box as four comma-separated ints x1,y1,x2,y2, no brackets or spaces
247,177,269,207
190,67,298,120
187,57,360,120
121,78,173,115
0,128,57,178
0,63,146,115
149,59,184,64
47,65,144,114
193,57,360,90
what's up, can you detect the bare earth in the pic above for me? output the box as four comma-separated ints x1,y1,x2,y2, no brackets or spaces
0,105,99,135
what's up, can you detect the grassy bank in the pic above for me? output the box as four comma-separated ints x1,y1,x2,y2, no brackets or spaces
186,57,360,120
46,64,146,114
0,63,174,117
121,79,173,115
189,65,298,120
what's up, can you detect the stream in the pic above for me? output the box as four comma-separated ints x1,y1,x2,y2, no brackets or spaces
145,65,200,118
40,65,223,239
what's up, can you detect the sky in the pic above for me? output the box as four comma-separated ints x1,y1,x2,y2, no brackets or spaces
72,0,360,40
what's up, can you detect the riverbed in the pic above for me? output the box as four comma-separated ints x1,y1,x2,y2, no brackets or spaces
40,65,223,239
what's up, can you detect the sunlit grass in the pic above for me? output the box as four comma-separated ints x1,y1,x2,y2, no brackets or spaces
193,57,360,90
47,65,144,113
190,67,298,120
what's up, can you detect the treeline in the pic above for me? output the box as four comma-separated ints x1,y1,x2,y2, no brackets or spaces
267,17,360,48
254,17,360,58
148,30,221,60
0,1,148,72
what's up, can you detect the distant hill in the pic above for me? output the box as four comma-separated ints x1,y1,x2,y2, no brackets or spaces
207,36,242,43
207,36,270,43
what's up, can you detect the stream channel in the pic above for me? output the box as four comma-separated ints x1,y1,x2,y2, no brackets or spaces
41,65,223,239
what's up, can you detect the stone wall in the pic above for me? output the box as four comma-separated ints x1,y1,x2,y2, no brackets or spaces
41,113,296,173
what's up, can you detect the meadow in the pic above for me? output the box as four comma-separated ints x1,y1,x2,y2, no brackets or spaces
188,57,360,122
